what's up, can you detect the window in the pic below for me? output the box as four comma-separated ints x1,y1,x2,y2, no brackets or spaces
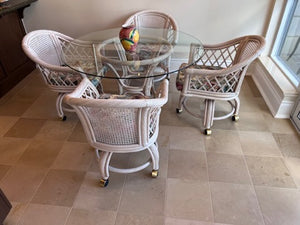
272,0,300,88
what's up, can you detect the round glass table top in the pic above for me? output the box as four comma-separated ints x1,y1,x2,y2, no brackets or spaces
62,27,203,79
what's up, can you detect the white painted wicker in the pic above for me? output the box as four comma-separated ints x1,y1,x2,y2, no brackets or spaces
22,30,103,120
64,77,169,187
124,10,178,84
176,35,266,135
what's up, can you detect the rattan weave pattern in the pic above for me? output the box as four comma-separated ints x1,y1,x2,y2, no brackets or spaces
177,35,266,134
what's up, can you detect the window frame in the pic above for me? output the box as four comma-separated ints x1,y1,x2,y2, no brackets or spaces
271,0,300,88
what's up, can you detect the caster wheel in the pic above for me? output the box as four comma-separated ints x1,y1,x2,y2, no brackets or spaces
232,115,239,122
100,178,109,187
176,108,183,114
204,129,212,136
60,115,67,121
152,170,159,178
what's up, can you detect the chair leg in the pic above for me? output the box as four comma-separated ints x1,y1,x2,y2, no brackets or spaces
147,143,159,178
56,93,66,121
176,95,185,113
96,150,113,187
203,99,215,135
232,97,240,121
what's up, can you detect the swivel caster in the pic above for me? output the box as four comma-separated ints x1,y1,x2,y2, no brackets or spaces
60,115,67,121
100,178,109,187
152,170,159,178
204,129,212,136
232,115,239,122
176,108,183,114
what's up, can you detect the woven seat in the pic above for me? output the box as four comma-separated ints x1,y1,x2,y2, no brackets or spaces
22,30,103,120
124,10,178,85
64,77,169,187
176,35,266,135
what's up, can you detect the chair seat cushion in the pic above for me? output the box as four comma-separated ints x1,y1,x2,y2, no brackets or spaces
175,63,223,91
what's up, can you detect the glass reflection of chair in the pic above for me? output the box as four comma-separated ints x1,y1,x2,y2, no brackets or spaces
176,35,266,135
22,30,104,120
124,10,178,84
64,77,169,187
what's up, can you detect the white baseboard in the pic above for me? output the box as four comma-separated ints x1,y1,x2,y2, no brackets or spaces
251,57,299,118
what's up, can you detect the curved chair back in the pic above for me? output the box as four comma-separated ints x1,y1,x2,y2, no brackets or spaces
22,29,98,120
176,35,266,135
124,10,178,44
64,77,169,186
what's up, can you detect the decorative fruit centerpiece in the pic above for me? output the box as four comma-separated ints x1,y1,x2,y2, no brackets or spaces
119,25,139,52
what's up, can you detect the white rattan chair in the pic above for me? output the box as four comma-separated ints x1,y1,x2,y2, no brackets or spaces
64,77,169,187
124,10,178,84
176,35,266,135
22,30,103,120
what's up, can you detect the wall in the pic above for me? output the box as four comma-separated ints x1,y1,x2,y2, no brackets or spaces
23,0,273,44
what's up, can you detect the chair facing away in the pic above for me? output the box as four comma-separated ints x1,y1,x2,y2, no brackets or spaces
176,35,266,135
64,77,169,187
22,30,103,120
124,10,178,83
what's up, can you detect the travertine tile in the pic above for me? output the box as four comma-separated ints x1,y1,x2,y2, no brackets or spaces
204,130,243,155
264,113,296,134
0,116,19,137
17,139,63,168
21,91,58,120
0,137,30,165
0,165,47,202
67,122,88,143
4,118,46,139
31,169,85,206
115,212,164,225
255,186,300,225
51,142,93,171
4,202,28,225
239,131,282,156
245,155,296,188
207,152,251,184
284,157,300,188
235,112,269,132
210,182,264,225
168,150,208,180
66,208,116,225
20,204,70,225
0,100,33,117
34,119,77,141
73,172,125,211
170,127,205,151
0,164,10,180
273,133,300,158
165,178,213,222
119,174,166,216
165,217,230,225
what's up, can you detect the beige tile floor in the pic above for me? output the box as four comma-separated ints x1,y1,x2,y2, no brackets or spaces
0,69,300,225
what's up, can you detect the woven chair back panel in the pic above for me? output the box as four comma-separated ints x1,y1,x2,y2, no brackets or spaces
133,16,176,43
30,34,61,66
235,40,261,63
189,68,244,93
38,65,81,88
148,107,160,139
61,40,99,74
198,43,240,68
85,107,139,145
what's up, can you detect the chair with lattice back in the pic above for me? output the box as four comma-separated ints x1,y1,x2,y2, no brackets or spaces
64,77,169,187
124,10,178,84
22,30,103,120
176,35,266,135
